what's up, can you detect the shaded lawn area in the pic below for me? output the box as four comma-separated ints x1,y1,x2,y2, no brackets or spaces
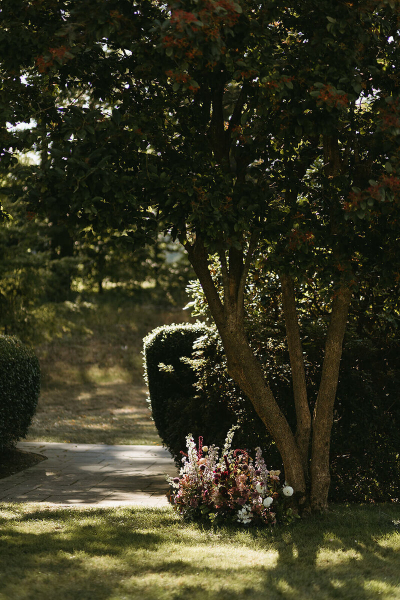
0,504,399,600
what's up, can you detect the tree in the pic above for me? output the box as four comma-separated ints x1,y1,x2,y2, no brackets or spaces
1,0,400,510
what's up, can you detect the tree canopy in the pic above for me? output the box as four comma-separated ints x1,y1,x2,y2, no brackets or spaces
1,0,400,510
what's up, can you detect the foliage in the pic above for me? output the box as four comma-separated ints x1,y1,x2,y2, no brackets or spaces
0,165,193,343
0,173,52,340
2,0,400,509
74,233,193,301
330,339,400,503
0,335,40,449
143,322,236,463
168,430,295,526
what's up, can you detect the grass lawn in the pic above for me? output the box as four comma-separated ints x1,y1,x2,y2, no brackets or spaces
0,503,399,600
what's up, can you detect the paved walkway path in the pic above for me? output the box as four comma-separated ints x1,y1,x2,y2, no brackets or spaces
0,442,177,508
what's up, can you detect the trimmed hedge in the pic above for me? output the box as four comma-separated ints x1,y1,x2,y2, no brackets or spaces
0,336,40,449
143,323,237,465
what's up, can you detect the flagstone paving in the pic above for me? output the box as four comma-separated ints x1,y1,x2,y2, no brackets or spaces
0,442,177,507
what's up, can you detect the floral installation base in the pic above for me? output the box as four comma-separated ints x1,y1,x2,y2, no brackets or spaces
167,427,295,527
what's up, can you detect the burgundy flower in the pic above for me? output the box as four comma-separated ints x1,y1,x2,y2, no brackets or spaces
236,497,246,506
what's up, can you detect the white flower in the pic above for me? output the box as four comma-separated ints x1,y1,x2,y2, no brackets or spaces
282,486,294,497
202,446,208,453
263,496,273,508
237,505,253,524
255,483,264,494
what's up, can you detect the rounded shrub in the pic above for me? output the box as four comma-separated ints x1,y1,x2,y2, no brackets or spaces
143,323,237,466
0,335,41,449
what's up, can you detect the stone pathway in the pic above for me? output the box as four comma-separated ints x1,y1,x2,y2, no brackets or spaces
0,442,177,507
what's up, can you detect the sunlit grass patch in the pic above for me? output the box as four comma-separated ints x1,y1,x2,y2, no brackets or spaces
0,504,399,600
25,299,193,445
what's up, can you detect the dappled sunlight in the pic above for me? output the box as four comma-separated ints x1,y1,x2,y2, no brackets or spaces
26,303,195,446
316,547,363,566
26,383,161,445
0,505,399,600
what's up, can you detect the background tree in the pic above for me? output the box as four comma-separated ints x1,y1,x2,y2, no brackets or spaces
1,0,399,510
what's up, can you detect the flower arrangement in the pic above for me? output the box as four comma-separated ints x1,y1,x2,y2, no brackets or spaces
167,428,295,526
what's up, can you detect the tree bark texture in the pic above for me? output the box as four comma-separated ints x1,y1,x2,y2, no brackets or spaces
279,273,312,474
310,285,352,510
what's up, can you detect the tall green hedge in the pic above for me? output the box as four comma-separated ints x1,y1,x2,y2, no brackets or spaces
143,323,237,465
0,336,40,449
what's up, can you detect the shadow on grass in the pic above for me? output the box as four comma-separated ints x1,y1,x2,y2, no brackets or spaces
0,504,399,600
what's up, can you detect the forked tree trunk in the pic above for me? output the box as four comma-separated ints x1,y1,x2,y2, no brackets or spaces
186,237,307,502
186,236,352,511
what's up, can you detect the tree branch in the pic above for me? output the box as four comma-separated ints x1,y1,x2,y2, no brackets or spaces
226,83,248,138
237,230,259,313
280,272,311,472
310,283,353,510
185,235,224,323
218,249,230,308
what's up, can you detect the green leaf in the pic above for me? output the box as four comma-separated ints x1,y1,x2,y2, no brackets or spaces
326,16,337,23
385,162,393,173
112,109,121,125
172,82,180,92
165,47,173,57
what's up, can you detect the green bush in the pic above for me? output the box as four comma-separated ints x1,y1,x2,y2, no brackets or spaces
143,323,237,465
144,321,400,502
0,336,40,449
329,339,400,502
193,330,400,503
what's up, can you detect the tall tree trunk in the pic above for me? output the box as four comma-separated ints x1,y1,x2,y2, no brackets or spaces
280,273,312,473
219,323,307,497
310,285,352,510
